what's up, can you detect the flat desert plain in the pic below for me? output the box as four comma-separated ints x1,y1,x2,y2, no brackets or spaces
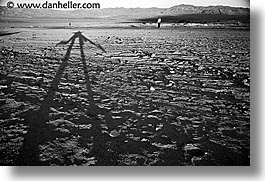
0,26,250,165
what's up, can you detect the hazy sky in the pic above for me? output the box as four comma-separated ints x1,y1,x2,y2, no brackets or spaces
0,0,250,8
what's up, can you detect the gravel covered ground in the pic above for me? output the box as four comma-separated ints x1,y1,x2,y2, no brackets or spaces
0,27,250,166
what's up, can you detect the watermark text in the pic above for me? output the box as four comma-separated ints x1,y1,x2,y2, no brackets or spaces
6,1,101,9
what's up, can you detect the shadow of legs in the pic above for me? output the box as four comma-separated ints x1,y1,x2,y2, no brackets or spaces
15,38,76,165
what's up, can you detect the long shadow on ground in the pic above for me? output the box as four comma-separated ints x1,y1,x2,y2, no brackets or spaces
15,32,112,165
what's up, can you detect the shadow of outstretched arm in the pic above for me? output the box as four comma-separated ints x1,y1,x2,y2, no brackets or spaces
55,36,75,46
80,34,106,53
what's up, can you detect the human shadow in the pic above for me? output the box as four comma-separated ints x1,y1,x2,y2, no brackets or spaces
14,33,77,166
15,31,117,165
77,32,117,165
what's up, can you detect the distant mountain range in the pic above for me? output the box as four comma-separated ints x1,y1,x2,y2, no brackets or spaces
161,4,249,15
0,4,250,23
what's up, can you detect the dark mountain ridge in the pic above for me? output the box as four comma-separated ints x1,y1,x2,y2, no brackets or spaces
0,4,249,19
162,4,249,15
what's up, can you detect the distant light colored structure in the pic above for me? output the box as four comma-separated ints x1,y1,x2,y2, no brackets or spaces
157,18,162,28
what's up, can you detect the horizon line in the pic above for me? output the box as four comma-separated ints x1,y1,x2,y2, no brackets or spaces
0,3,250,10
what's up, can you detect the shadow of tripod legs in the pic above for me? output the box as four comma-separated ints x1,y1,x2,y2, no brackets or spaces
79,37,117,165
15,38,76,165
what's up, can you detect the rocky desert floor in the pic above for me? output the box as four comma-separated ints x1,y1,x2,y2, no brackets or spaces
0,27,250,166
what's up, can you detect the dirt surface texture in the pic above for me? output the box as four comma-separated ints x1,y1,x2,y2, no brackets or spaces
0,27,250,166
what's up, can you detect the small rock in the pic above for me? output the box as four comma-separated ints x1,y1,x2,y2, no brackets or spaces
150,86,155,91
109,129,120,137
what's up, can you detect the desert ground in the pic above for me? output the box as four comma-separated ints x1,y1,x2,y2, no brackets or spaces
0,24,250,165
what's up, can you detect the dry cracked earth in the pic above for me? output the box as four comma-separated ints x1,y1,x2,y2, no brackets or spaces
0,27,250,166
